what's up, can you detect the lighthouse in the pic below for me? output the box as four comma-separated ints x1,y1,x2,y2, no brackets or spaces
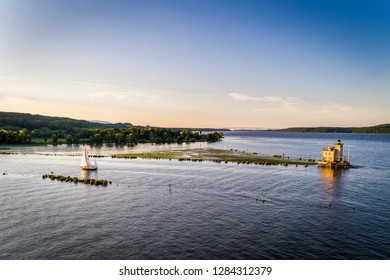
334,139,344,162
318,139,351,168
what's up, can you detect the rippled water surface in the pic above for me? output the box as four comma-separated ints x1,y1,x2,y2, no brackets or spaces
1,132,389,259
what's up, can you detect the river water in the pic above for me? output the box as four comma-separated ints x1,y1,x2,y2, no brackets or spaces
1,131,389,259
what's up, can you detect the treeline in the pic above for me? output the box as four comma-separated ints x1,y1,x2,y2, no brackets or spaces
0,129,33,144
0,127,223,145
82,127,223,145
351,124,390,134
0,111,224,145
274,124,390,134
277,127,353,133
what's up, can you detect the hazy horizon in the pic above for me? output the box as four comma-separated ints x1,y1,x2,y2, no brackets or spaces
3,110,390,131
1,0,389,129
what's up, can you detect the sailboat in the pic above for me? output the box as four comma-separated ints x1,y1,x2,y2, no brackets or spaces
80,146,98,170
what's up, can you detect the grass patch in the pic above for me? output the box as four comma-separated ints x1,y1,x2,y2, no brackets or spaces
112,153,180,159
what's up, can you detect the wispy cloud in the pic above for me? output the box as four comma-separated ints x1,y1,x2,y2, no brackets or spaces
0,76,29,93
319,101,369,118
228,92,299,112
0,75,18,81
0,94,52,113
0,95,34,104
68,81,159,103
228,92,262,101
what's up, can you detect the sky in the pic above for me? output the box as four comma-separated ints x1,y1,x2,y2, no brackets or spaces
0,0,389,128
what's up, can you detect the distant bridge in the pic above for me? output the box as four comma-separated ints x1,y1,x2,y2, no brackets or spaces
227,127,271,131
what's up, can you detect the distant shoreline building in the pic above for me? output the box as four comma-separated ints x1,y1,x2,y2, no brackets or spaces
318,139,351,169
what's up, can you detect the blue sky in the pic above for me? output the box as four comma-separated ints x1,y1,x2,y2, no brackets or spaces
1,0,389,128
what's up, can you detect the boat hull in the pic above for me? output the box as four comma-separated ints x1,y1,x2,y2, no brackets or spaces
80,165,98,170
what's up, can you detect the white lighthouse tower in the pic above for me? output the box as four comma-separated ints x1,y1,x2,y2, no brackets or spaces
334,139,344,162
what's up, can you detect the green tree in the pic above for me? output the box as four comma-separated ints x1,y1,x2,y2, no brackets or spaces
51,134,58,144
66,134,73,145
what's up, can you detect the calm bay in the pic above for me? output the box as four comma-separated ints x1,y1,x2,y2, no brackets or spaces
1,131,389,259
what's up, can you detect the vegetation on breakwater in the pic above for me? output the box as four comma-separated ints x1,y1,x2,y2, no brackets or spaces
112,153,178,160
42,174,111,186
111,148,316,167
256,197,266,203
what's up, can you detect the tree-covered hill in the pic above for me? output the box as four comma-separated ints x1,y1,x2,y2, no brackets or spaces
0,111,130,131
0,111,223,145
273,124,390,134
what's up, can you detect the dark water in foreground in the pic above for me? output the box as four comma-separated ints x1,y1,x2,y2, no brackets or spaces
1,132,389,259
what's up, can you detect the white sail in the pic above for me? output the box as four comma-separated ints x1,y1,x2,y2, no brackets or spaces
80,147,88,166
80,147,97,170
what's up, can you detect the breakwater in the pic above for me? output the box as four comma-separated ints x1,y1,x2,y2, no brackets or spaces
111,148,316,167
42,174,111,186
